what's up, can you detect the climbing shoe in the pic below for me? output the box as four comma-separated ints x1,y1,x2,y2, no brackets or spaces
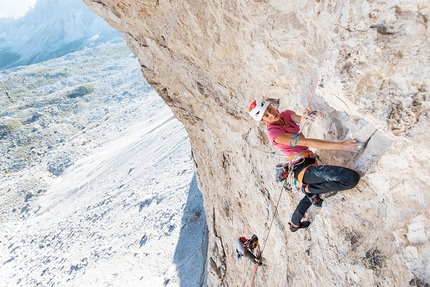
302,187,323,207
288,221,310,232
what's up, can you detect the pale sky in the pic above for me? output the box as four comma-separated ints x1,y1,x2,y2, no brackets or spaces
0,0,37,19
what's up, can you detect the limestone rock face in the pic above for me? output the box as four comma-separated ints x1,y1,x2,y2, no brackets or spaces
84,1,430,286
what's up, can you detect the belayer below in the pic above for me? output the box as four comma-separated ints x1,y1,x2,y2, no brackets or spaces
235,235,262,265
248,99,361,232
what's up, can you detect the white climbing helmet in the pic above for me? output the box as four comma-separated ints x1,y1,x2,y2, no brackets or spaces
248,99,269,121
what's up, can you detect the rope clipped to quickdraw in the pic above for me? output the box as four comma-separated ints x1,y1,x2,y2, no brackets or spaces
290,75,320,147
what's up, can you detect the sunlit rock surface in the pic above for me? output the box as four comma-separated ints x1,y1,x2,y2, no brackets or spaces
84,1,430,286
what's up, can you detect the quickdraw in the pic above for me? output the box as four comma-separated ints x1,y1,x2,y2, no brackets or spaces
290,74,320,147
290,110,318,147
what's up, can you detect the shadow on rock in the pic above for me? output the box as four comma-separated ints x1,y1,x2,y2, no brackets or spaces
173,173,208,287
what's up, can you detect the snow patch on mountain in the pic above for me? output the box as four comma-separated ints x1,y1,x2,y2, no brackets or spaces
0,0,36,19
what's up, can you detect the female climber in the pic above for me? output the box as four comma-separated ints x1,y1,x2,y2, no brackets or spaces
248,99,361,232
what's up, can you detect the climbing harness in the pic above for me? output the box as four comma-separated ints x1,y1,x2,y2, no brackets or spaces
248,235,259,250
287,150,314,165
276,156,318,193
276,149,317,187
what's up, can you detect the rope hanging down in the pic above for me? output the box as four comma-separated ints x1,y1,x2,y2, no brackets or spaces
244,181,288,287
260,182,287,255
245,137,289,158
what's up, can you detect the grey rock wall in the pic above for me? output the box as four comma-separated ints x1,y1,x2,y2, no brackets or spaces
83,1,430,286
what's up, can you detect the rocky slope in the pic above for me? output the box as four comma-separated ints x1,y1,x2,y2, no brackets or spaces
0,39,207,286
83,1,430,286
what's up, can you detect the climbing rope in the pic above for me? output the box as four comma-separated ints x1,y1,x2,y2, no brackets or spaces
290,75,320,147
248,262,259,287
307,75,320,110
260,182,287,255
243,180,289,287
245,137,289,158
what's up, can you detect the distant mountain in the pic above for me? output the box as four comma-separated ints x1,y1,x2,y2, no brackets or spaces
0,0,121,70
0,0,36,19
